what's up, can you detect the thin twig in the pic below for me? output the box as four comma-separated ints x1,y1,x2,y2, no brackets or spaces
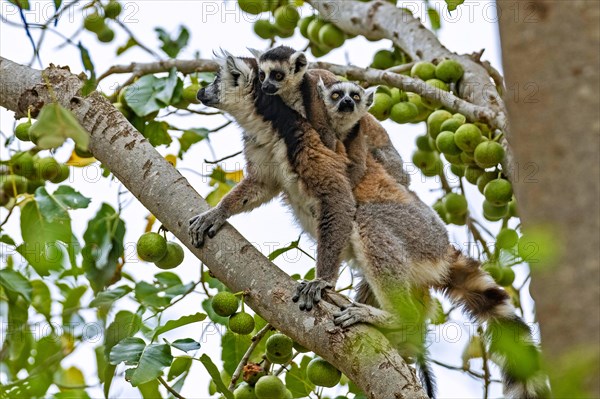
430,359,501,383
274,351,301,376
466,218,492,259
229,323,273,390
205,150,243,165
157,376,187,399
114,19,160,59
477,326,491,398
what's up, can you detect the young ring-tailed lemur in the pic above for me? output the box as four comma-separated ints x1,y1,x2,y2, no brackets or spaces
252,46,550,399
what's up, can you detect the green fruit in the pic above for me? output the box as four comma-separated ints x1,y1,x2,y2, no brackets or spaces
464,166,484,185
266,350,293,364
293,341,310,353
97,26,115,43
477,171,497,194
497,267,515,286
50,164,70,184
238,0,265,14
254,375,286,399
318,23,345,48
426,110,452,139
450,164,465,177
376,86,392,96
443,193,468,216
84,12,105,33
2,175,28,197
234,382,258,399
26,179,45,194
390,88,402,104
496,228,519,249
212,292,240,317
103,0,122,19
137,232,168,262
406,92,431,122
10,152,34,177
460,151,476,165
454,124,483,152
412,150,438,171
508,198,518,218
182,84,201,104
452,113,467,124
435,131,461,155
0,189,10,207
410,61,436,81
447,212,467,226
416,135,433,151
390,102,419,124
15,121,32,141
482,199,508,221
425,78,449,91
306,358,341,388
307,19,326,43
229,312,255,335
283,389,293,399
371,49,395,69
369,93,393,120
154,241,185,269
484,179,513,206
439,117,463,133
483,264,503,282
435,59,464,83
274,5,299,31
309,43,331,58
35,157,61,181
254,20,276,39
298,16,315,38
474,141,505,168
266,334,293,358
444,153,462,165
432,200,448,223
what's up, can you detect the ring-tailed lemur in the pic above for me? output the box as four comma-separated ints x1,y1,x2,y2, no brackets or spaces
250,46,411,188
253,46,550,399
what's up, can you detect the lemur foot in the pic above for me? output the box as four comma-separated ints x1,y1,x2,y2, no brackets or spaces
292,279,332,311
333,303,393,329
188,208,227,248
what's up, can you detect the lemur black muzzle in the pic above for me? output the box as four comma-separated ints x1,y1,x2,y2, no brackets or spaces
262,83,278,95
338,98,355,113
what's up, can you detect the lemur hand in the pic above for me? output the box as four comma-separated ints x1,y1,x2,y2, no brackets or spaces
292,279,332,311
188,208,227,248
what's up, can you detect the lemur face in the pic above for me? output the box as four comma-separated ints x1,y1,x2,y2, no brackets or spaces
255,46,307,96
197,50,255,113
319,81,375,116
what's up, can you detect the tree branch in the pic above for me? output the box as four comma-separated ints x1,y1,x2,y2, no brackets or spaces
0,56,427,399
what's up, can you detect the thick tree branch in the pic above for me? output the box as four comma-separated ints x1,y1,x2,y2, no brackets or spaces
0,56,427,399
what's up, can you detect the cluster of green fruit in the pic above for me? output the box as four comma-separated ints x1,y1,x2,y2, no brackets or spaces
369,86,431,124
370,48,407,70
298,16,347,57
82,0,122,43
212,291,256,335
136,232,184,269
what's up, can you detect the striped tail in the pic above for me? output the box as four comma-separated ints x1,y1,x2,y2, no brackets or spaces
439,248,551,398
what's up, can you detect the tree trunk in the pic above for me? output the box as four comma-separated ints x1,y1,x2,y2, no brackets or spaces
497,1,600,396
0,56,427,399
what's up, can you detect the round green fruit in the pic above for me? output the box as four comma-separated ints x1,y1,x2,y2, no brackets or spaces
137,232,167,262
390,102,419,124
447,212,467,226
369,93,393,121
439,117,463,133
284,389,293,399
254,375,286,399
238,0,266,14
390,88,402,104
410,61,436,81
406,92,431,122
426,110,452,139
484,178,513,206
15,121,32,142
212,291,239,317
432,200,448,222
83,12,105,33
444,153,462,165
454,123,483,152
474,141,505,168
443,193,468,216
450,164,465,177
371,49,395,69
266,350,293,364
435,59,464,83
318,23,345,48
435,131,461,155
307,19,326,44
293,341,310,353
464,165,484,185
416,134,433,151
154,241,185,269
266,333,293,358
375,86,392,96
496,228,518,250
425,78,449,91
182,84,201,104
477,171,497,194
483,264,503,282
306,358,341,388
298,16,315,38
2,175,28,197
234,382,258,399
50,163,70,184
26,179,45,194
103,0,122,19
35,157,61,181
309,43,331,58
97,26,115,43
254,20,276,39
10,152,34,177
274,5,299,31
460,151,476,165
482,199,508,221
412,150,439,172
452,113,467,124
497,267,515,286
229,312,255,335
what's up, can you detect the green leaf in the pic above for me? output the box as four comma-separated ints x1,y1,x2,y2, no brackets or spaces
206,183,233,207
152,312,207,340
61,285,87,326
54,390,91,399
427,8,441,30
171,338,201,352
144,121,172,147
178,128,208,157
0,269,32,302
82,203,126,292
138,379,162,399
54,366,86,390
51,185,91,209
445,0,465,12
117,37,139,56
7,0,30,9
156,26,190,58
268,238,300,261
0,234,16,246
221,331,251,376
129,344,173,386
202,298,229,326
109,337,146,365
78,42,96,93
155,68,179,106
199,354,235,399
29,103,89,150
168,356,192,381
124,69,179,117
31,280,51,318
95,345,107,383
104,310,143,358
286,356,315,398
89,285,132,308
135,272,194,309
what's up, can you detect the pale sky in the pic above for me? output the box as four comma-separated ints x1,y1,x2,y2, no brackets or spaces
0,1,533,398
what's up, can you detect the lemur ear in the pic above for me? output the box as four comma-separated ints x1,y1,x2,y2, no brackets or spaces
247,47,263,60
317,77,327,96
365,86,377,107
290,51,308,74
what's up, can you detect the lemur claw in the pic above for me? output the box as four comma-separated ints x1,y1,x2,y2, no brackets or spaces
188,208,226,248
333,303,371,329
292,279,332,311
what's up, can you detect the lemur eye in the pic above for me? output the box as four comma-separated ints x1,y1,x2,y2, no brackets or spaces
331,92,340,100
353,94,361,101
275,72,284,81
259,71,266,82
